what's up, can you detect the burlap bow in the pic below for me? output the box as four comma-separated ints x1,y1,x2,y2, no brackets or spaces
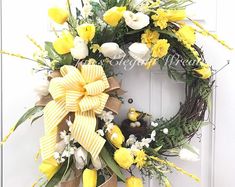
40,65,110,161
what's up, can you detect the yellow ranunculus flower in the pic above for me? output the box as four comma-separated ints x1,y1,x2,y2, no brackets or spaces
141,29,159,48
53,31,74,54
151,9,186,30
194,62,212,79
114,148,134,169
152,39,170,58
107,125,125,148
83,168,97,187
176,25,196,46
48,7,69,24
135,150,147,169
151,9,168,30
77,23,96,42
39,157,59,180
126,176,144,187
103,6,126,27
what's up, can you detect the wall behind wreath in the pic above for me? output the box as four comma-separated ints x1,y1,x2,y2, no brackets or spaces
0,0,234,187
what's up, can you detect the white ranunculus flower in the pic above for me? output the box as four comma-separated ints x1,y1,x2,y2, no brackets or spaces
179,146,200,162
33,79,49,97
100,42,125,59
129,43,150,63
74,147,88,169
70,37,89,59
123,11,150,30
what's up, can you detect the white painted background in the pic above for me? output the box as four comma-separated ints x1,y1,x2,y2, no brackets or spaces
0,0,234,186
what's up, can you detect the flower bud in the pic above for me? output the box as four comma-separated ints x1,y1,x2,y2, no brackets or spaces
126,176,144,187
48,7,68,24
107,125,125,148
83,168,97,187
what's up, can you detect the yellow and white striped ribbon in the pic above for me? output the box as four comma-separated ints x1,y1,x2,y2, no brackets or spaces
41,65,109,161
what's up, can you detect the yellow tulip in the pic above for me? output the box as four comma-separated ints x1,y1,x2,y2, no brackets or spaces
126,176,144,187
103,6,126,27
114,148,134,169
106,125,125,148
53,31,74,54
176,25,196,46
194,62,212,79
83,168,97,187
39,157,59,180
77,23,96,42
48,7,69,24
166,9,186,22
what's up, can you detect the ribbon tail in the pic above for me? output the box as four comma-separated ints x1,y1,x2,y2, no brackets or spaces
71,111,106,160
40,99,69,160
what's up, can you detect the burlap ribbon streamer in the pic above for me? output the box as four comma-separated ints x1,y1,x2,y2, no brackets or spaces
60,171,117,187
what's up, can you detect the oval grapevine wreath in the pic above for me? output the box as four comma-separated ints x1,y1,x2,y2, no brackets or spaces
1,0,232,186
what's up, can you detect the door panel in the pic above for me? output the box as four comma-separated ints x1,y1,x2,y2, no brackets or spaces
1,0,217,187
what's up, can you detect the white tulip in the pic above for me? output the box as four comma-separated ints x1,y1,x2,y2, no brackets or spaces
179,146,200,162
129,43,150,63
91,156,104,170
70,37,89,59
33,79,49,97
123,11,150,30
100,42,125,59
74,147,88,169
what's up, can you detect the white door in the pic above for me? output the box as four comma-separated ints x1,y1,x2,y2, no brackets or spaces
1,0,234,187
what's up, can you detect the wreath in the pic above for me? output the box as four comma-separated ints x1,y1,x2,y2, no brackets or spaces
1,0,232,187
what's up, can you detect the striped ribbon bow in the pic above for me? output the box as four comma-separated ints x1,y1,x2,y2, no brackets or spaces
40,65,109,161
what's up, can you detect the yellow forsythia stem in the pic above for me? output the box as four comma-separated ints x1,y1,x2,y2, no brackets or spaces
0,50,32,60
50,24,59,38
0,125,16,145
150,156,200,182
83,168,97,187
34,149,41,161
191,19,233,50
26,35,43,51
164,177,171,187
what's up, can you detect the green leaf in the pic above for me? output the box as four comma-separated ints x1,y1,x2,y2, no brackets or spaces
30,114,43,125
100,147,126,182
45,158,73,187
45,42,61,61
61,53,73,65
15,106,44,130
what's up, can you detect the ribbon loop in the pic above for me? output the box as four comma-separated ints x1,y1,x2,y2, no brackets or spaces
84,80,107,95
49,78,65,101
